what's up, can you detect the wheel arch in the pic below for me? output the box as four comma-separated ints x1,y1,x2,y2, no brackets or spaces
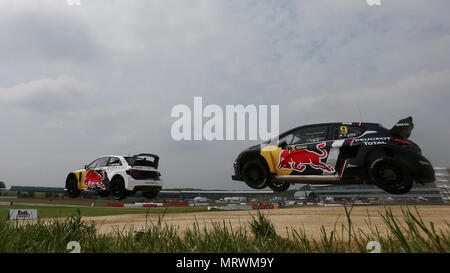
364,146,416,174
111,173,125,183
239,152,270,175
65,173,79,188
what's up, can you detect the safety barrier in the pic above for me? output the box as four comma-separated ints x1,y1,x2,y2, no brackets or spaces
106,202,190,208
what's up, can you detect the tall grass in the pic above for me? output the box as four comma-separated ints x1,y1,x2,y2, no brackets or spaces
0,207,448,253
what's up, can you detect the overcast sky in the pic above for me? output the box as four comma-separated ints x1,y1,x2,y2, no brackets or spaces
0,0,449,189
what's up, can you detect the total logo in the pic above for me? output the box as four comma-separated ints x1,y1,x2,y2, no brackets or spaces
367,0,382,6
67,0,81,6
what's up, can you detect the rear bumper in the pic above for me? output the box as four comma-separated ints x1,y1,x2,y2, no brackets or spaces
126,178,163,191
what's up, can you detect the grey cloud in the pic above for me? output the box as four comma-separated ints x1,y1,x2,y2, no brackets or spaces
0,76,96,114
0,0,449,189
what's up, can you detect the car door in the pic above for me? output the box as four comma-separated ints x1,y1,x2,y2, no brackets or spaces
94,157,110,190
78,158,101,190
82,157,109,191
275,124,335,176
328,123,366,178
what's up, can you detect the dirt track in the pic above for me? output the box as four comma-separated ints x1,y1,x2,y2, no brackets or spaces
83,205,450,239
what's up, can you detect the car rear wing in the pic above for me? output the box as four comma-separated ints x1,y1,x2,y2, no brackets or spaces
129,153,159,169
389,116,414,139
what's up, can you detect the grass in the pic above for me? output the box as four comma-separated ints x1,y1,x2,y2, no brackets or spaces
0,206,208,218
0,198,108,207
0,206,448,253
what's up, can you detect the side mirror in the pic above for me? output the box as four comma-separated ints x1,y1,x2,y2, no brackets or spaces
279,141,287,149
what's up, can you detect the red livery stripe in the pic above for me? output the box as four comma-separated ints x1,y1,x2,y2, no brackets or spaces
339,160,347,178
349,138,355,146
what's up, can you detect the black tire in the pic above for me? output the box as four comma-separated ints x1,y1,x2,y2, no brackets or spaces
97,190,110,197
269,181,290,192
368,156,413,194
66,175,80,198
110,176,127,200
143,189,160,199
242,159,270,189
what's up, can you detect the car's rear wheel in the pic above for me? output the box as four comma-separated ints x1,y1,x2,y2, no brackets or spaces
242,159,270,189
269,181,290,192
66,175,80,198
110,176,127,200
368,156,413,194
143,189,160,199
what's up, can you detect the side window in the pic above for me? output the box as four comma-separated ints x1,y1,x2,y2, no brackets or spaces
96,157,110,168
334,125,365,139
108,157,122,166
291,125,330,144
278,133,294,145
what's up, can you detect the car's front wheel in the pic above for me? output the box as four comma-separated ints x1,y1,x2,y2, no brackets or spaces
242,159,270,189
110,176,127,200
368,156,413,194
269,181,290,192
66,175,81,198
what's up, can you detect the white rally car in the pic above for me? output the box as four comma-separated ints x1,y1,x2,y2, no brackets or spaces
65,153,162,200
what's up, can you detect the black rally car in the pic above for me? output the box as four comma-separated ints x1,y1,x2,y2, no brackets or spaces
232,117,435,194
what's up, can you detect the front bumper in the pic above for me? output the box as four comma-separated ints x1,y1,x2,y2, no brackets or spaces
414,157,435,183
414,164,435,183
232,175,243,181
127,178,163,191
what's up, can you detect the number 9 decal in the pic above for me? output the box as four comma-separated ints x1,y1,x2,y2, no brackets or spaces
340,126,348,135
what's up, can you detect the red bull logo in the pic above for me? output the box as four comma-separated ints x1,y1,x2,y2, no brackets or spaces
83,170,106,190
17,210,31,217
277,142,335,173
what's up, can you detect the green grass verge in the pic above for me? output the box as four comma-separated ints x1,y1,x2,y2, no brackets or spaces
0,206,207,218
0,198,110,207
0,206,448,253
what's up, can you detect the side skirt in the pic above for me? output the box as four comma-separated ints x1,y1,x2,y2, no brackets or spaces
272,175,368,185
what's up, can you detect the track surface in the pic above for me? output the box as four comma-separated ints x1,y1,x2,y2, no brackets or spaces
83,205,450,238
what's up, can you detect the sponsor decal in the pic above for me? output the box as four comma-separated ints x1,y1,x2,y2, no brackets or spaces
83,170,107,190
362,141,387,145
277,142,335,173
355,137,390,142
9,209,38,220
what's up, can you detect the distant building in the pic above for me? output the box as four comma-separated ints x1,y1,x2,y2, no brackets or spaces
434,167,450,202
159,190,278,201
